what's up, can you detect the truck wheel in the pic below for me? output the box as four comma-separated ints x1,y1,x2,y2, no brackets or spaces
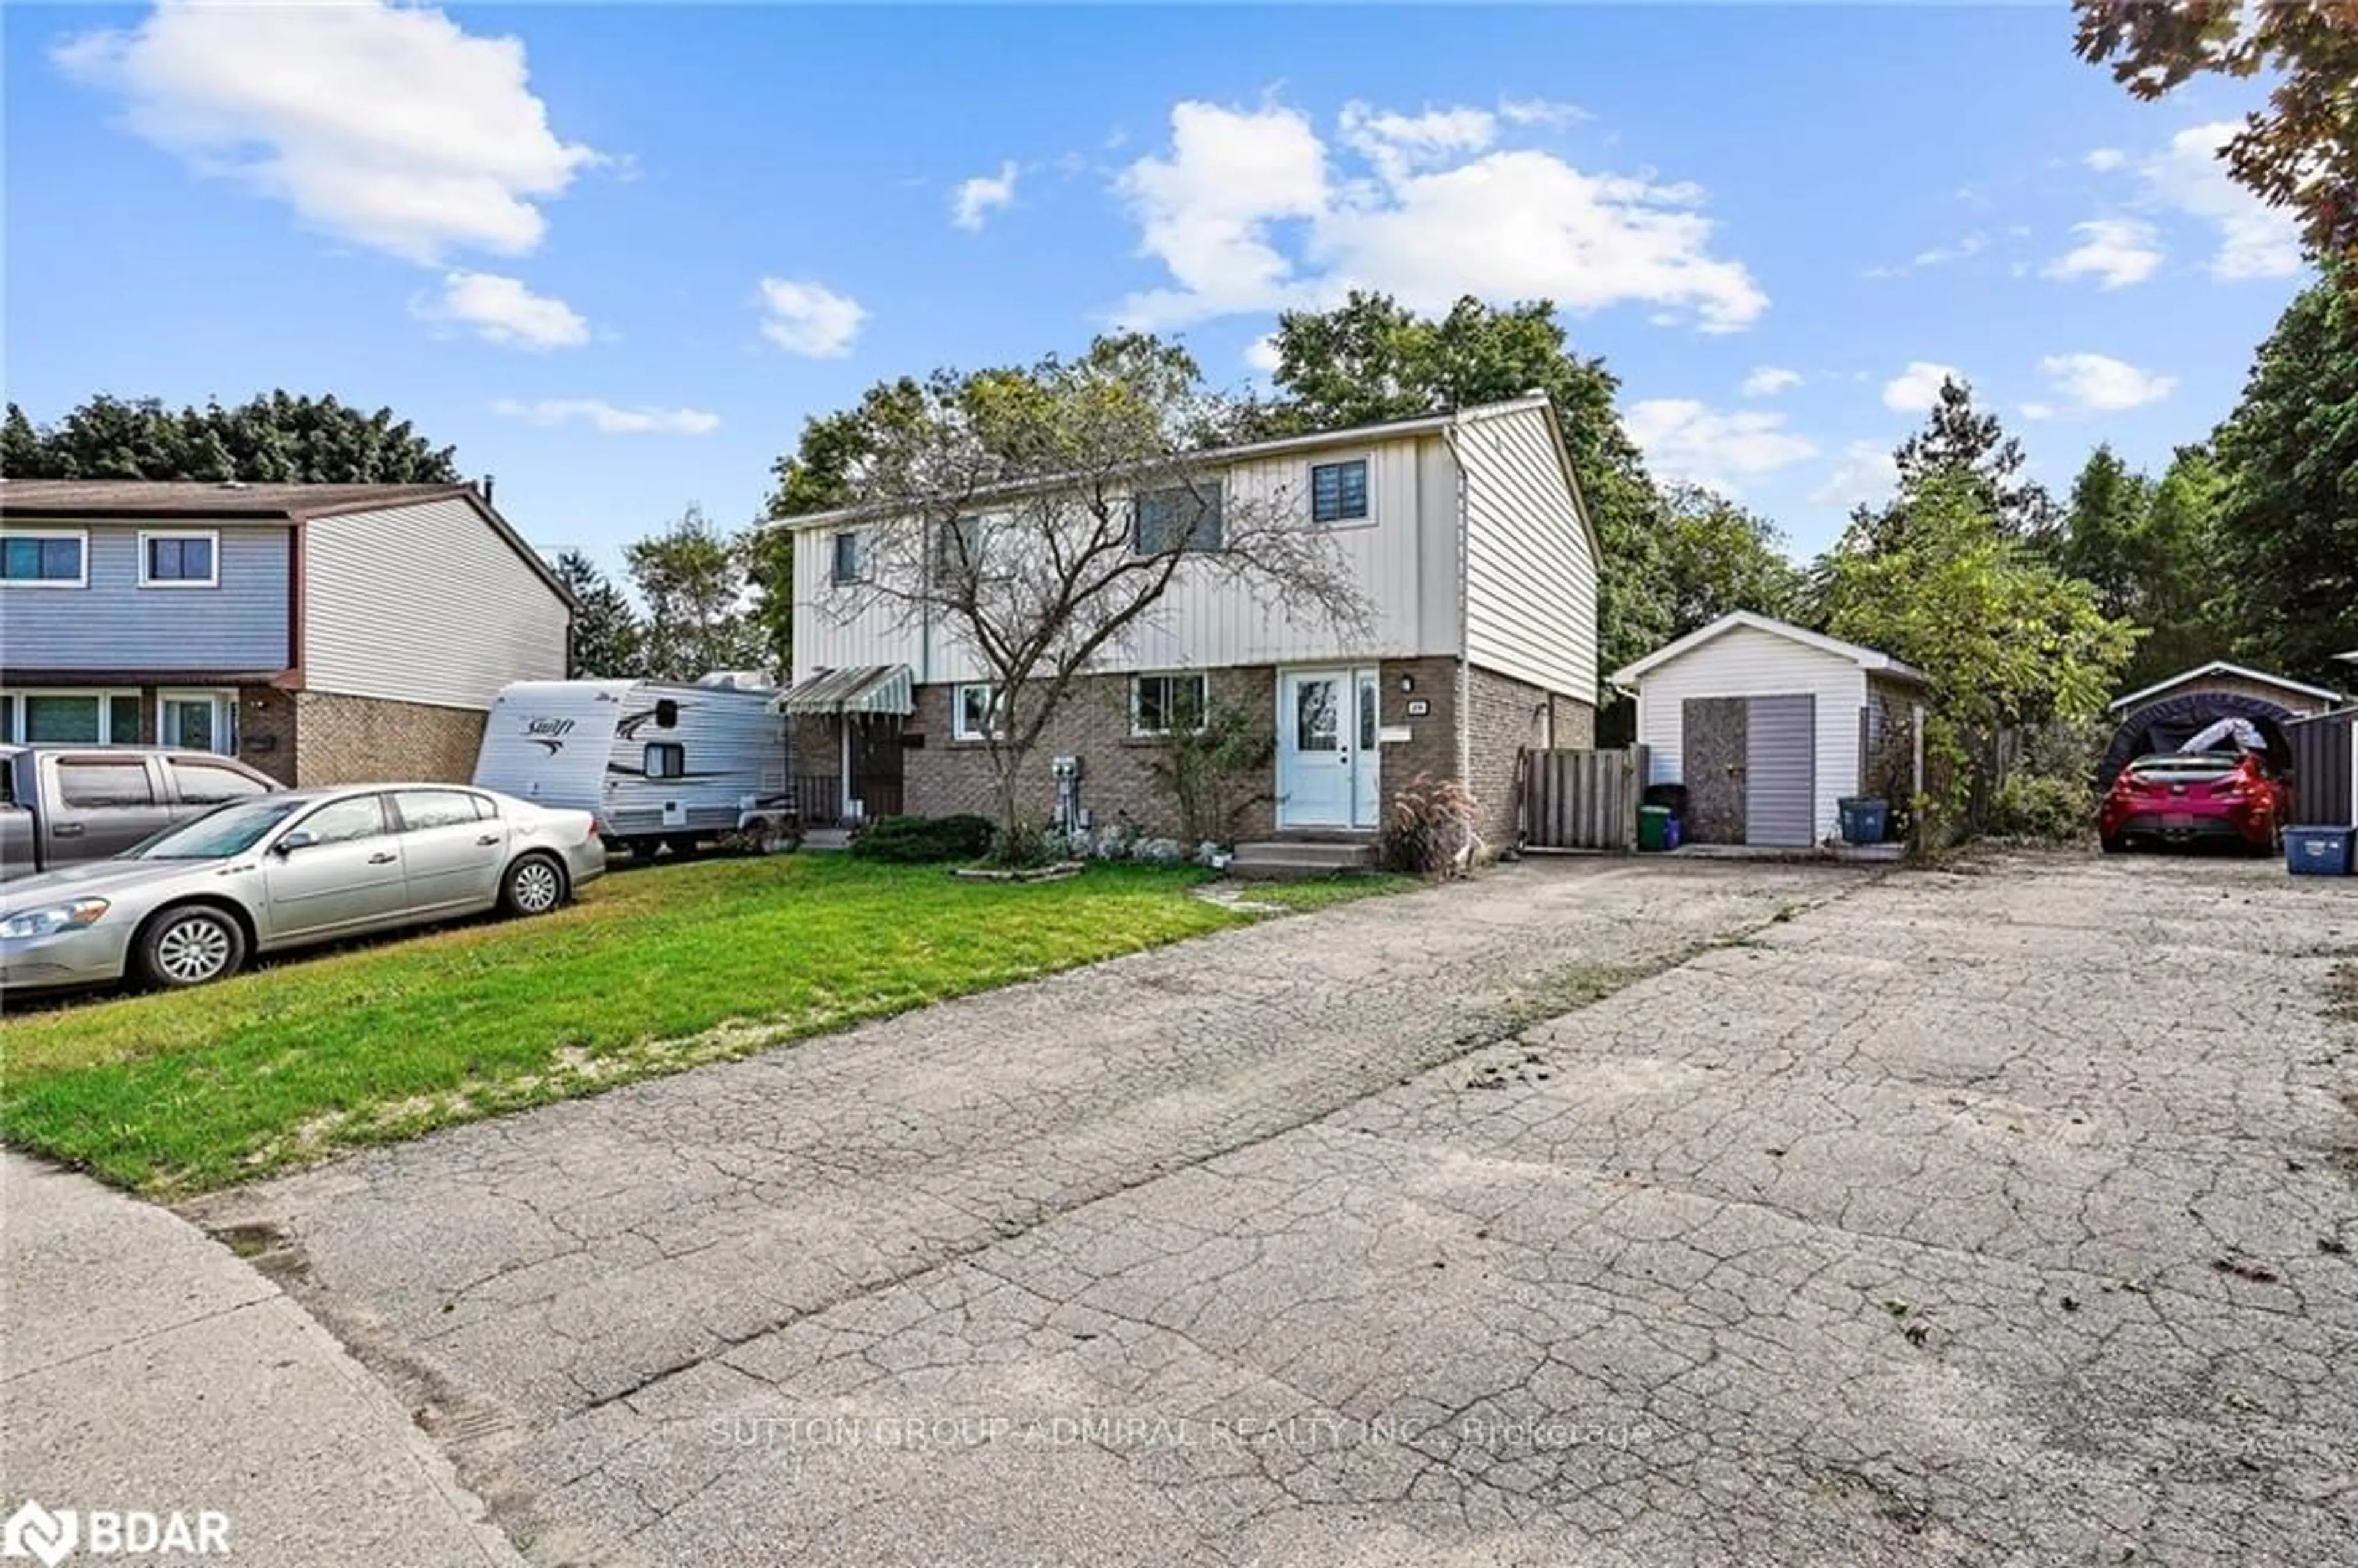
500,853,568,917
137,905,247,989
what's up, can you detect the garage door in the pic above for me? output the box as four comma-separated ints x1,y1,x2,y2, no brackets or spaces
1745,694,1816,847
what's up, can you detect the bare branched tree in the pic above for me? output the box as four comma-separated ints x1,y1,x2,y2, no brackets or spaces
817,336,1369,852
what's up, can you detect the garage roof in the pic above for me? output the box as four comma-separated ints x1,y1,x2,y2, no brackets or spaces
1609,611,1929,689
2107,661,2344,713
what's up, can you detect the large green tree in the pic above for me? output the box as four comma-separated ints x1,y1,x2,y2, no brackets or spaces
1654,484,1807,637
2210,271,2358,685
2072,0,2356,269
2,392,461,483
2056,444,2154,619
625,505,768,682
1854,375,2058,551
2131,444,2232,684
553,549,647,679
1260,293,1675,688
1823,471,2139,836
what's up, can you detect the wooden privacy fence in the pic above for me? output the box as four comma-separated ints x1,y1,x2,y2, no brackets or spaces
1522,745,1647,851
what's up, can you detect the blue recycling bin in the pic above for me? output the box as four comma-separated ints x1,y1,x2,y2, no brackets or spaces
2286,826,2354,877
1837,797,1888,846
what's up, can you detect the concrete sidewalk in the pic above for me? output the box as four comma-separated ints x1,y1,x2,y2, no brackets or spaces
1,1152,520,1567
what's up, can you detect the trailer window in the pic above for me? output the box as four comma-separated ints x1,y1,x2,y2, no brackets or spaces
645,742,685,780
655,699,679,729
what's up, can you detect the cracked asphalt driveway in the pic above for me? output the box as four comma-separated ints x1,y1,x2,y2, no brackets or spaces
195,853,2358,1566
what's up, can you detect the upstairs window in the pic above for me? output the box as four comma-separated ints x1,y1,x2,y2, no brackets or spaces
1135,483,1224,554
1,532,85,586
831,530,864,585
934,515,985,578
1310,460,1369,525
141,532,218,587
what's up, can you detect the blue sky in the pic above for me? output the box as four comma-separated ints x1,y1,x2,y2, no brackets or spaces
3,3,2313,571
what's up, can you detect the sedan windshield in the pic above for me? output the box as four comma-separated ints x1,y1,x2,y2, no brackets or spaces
125,798,307,860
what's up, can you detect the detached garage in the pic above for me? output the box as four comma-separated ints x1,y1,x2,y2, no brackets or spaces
1611,613,1928,848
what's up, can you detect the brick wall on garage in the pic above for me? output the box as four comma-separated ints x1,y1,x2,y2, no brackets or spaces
294,691,485,785
1462,662,1596,849
903,667,1283,843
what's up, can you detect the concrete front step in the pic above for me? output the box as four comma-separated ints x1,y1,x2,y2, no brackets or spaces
1229,839,1380,880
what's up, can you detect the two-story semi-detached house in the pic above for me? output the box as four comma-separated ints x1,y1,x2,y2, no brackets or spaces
0,479,573,785
778,394,1598,848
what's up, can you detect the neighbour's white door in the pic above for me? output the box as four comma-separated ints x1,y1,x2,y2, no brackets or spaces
1278,668,1380,830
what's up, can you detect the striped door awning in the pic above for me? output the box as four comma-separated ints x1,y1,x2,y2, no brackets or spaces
776,664,914,716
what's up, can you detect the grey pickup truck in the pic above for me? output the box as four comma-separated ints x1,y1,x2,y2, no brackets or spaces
0,746,281,882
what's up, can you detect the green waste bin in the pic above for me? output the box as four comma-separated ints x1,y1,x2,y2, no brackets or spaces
1638,805,1671,853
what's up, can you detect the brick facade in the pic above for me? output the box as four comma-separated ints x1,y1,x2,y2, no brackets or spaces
293,691,484,785
1462,662,1597,848
801,656,1593,850
900,667,1284,842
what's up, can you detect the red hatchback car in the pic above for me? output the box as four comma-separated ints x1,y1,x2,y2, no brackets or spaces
2098,751,2289,854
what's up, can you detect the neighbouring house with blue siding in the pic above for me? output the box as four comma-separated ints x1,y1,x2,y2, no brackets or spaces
0,479,574,784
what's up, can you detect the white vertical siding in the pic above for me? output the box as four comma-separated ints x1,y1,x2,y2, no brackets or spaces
788,433,1461,682
1630,627,1867,843
303,499,570,710
1456,405,1597,701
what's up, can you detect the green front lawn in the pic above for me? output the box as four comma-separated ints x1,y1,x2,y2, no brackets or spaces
0,856,1243,1196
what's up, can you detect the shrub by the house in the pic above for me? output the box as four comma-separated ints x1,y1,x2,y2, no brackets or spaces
847,813,996,864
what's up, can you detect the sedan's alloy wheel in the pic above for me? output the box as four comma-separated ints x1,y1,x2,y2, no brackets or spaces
510,860,562,914
156,915,235,983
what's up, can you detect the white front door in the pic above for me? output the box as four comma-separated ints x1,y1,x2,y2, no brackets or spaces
1277,667,1380,829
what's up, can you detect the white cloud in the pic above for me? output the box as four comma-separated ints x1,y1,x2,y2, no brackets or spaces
54,0,601,265
1243,333,1282,375
951,160,1018,231
492,398,719,435
1497,96,1590,129
2041,217,2164,289
1625,398,1816,495
2084,148,2126,173
1809,440,1899,512
1114,98,1764,335
2028,352,2177,417
1741,366,1802,398
1882,361,1961,413
2141,122,2303,281
1339,100,1497,182
417,271,588,349
756,277,866,357
1863,232,1985,278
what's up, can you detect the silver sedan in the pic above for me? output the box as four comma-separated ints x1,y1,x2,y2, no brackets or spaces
0,784,606,993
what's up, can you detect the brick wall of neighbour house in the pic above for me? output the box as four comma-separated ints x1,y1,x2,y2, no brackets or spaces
1461,662,1597,850
234,685,300,785
902,667,1283,843
293,691,485,786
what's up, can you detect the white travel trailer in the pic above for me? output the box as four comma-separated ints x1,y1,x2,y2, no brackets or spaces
473,676,791,856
